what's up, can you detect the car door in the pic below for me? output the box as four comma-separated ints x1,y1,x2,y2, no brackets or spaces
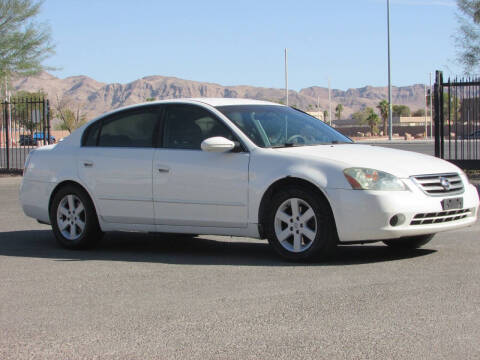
78,106,162,226
153,104,250,228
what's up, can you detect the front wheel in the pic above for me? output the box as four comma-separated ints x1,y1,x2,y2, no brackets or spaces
265,187,337,261
383,234,434,249
50,185,103,249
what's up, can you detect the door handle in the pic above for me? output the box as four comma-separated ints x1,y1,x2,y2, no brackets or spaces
157,166,170,173
83,161,94,168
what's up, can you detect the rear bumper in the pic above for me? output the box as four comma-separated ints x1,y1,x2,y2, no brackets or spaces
326,182,479,242
19,178,53,224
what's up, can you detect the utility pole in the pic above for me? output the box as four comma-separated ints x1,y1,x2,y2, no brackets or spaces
424,83,427,139
387,0,393,140
328,77,332,126
317,96,321,120
285,48,288,107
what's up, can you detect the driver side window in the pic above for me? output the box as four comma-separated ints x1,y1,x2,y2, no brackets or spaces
162,105,235,150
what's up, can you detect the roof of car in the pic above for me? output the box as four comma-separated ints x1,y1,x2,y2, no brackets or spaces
126,97,283,110
84,98,284,127
187,98,282,107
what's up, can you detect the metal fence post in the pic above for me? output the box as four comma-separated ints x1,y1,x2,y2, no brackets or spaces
439,72,444,159
4,100,10,170
46,99,50,145
434,71,442,158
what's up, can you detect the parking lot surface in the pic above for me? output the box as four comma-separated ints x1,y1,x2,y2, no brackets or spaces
1,176,479,359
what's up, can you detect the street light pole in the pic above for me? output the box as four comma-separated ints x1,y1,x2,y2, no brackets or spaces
387,0,393,140
317,96,321,120
285,48,288,107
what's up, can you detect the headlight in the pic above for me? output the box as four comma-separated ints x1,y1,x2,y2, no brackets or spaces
343,168,407,191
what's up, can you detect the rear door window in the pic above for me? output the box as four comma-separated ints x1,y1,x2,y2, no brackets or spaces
97,110,160,148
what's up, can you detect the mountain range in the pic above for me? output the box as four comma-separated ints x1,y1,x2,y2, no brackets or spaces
11,72,429,120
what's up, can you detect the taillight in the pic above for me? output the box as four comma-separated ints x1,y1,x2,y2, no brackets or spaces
23,150,35,176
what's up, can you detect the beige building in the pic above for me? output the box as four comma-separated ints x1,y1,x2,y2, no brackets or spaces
393,116,432,126
306,111,325,121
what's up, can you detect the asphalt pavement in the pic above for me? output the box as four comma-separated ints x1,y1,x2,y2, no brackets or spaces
1,176,479,359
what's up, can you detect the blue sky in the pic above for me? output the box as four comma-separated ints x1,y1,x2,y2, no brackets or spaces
39,0,460,90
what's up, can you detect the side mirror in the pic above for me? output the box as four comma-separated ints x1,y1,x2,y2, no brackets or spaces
201,137,235,153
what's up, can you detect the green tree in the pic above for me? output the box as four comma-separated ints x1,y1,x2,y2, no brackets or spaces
392,104,411,117
443,92,462,123
365,110,380,135
335,103,343,120
54,95,87,133
455,0,480,73
0,0,55,92
353,107,380,135
145,97,155,102
323,110,328,122
412,109,426,117
352,110,366,123
11,89,46,134
376,99,389,135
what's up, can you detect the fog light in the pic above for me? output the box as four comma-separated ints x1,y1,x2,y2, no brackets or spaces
390,214,405,227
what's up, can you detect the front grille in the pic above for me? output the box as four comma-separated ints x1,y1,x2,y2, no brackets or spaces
410,208,473,225
411,173,464,196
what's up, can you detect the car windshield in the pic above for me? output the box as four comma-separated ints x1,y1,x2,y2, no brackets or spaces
216,105,352,148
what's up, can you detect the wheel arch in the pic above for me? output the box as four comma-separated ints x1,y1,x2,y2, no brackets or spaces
257,176,338,240
48,180,99,222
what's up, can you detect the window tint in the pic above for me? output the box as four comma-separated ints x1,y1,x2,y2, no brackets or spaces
163,105,235,150
98,111,159,148
82,120,101,146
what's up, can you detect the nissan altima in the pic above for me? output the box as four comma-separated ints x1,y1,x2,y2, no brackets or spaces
20,98,479,260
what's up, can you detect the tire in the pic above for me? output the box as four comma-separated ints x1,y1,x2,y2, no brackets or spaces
50,185,103,249
383,234,434,249
265,187,337,261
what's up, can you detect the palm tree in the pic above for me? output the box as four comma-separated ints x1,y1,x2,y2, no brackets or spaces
366,109,380,135
377,100,389,136
335,104,344,120
352,107,380,135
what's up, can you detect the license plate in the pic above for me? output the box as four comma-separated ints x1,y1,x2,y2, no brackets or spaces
441,197,463,210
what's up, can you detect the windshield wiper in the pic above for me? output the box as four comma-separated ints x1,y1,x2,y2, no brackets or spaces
330,140,353,144
270,142,305,148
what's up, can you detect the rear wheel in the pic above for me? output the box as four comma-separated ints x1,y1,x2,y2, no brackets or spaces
50,185,103,249
265,187,336,261
383,234,434,249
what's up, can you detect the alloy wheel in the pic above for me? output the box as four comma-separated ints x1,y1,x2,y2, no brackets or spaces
56,194,86,241
274,197,318,253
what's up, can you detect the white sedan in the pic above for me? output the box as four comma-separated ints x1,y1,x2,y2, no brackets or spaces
20,98,479,260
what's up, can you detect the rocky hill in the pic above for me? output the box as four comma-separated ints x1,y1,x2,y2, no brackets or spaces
11,72,429,120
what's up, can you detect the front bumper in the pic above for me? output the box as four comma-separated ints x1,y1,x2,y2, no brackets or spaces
326,180,479,243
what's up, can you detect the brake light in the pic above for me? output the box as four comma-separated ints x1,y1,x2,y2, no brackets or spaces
23,150,35,176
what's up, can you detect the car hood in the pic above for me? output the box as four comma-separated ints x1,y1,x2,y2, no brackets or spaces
274,144,461,178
